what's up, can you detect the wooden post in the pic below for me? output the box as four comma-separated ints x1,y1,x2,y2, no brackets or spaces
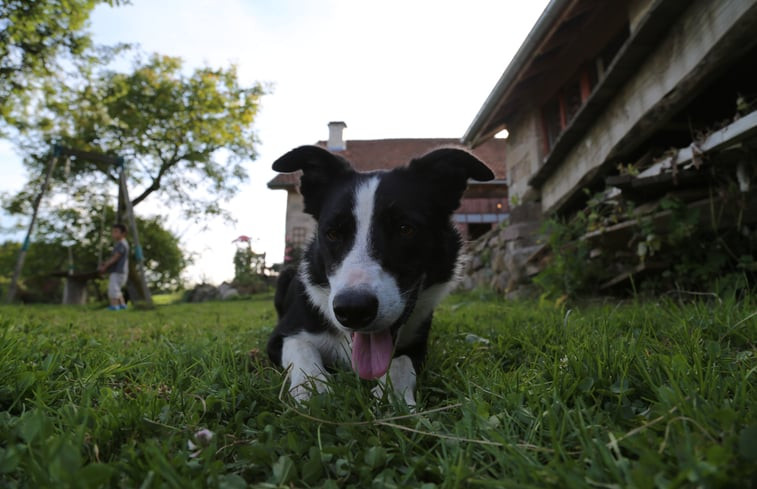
117,164,154,308
97,196,107,267
5,149,59,304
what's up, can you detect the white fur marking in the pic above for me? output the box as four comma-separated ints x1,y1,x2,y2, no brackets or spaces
372,355,417,407
281,332,349,401
328,177,404,332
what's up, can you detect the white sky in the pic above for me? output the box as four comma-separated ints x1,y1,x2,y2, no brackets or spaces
0,0,549,285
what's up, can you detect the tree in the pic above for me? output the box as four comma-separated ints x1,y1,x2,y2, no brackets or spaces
0,0,124,126
0,240,67,302
12,53,267,222
138,215,188,292
231,236,269,294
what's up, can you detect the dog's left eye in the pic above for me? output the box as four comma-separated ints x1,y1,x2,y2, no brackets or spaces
325,227,342,241
398,223,415,237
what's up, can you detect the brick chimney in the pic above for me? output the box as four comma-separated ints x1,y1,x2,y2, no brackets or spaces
327,121,347,151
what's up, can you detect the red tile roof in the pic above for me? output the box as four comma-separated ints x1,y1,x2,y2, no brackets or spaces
267,138,507,189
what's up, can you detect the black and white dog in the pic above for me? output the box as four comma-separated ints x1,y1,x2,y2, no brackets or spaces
267,145,494,406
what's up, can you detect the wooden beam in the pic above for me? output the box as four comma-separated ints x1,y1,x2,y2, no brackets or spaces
638,110,757,179
600,261,668,290
603,109,757,193
582,193,757,249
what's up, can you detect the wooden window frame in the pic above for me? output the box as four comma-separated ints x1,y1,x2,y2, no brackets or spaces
540,64,596,156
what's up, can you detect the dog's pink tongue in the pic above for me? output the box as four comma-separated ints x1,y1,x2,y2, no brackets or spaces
351,330,393,380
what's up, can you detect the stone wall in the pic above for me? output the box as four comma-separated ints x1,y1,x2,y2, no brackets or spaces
459,202,544,299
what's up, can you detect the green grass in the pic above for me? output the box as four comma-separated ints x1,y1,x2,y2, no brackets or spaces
152,292,186,306
1,292,755,488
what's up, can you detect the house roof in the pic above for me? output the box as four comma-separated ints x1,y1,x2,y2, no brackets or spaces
462,0,642,148
267,138,507,189
462,0,573,147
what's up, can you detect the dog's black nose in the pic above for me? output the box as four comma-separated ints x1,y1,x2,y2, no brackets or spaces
333,290,378,329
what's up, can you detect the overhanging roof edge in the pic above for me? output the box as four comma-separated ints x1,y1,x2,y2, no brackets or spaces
462,0,574,147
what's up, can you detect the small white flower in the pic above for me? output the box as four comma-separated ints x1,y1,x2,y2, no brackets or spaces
559,355,568,370
187,428,215,458
194,428,215,446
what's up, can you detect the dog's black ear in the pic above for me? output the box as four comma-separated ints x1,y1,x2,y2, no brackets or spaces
272,145,353,218
408,147,495,213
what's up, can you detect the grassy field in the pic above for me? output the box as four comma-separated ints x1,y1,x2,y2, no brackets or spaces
0,292,755,488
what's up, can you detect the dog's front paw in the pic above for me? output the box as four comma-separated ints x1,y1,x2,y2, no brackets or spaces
289,371,329,403
374,355,417,409
371,383,385,402
372,379,417,409
290,383,313,403
402,390,416,409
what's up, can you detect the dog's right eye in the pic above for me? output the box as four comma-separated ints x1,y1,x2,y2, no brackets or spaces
325,228,341,242
398,223,415,238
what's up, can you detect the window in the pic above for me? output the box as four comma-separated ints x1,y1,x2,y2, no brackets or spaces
453,213,508,224
468,223,493,240
543,97,563,151
539,25,629,156
563,77,583,124
540,65,599,154
290,226,307,248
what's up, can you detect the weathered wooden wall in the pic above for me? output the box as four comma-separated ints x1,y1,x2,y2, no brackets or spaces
541,0,757,213
505,111,543,203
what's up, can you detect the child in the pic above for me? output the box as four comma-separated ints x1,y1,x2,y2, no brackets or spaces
98,223,130,310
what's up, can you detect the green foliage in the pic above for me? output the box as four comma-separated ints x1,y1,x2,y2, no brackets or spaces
532,214,601,301
232,242,267,293
0,294,755,487
0,241,67,302
0,0,125,125
533,189,632,300
136,214,188,293
10,52,267,222
535,191,757,300
633,196,756,296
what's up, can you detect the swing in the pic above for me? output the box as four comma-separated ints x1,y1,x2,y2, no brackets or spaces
5,144,154,307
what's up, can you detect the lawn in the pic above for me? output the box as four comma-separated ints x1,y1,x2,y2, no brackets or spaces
0,292,755,488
